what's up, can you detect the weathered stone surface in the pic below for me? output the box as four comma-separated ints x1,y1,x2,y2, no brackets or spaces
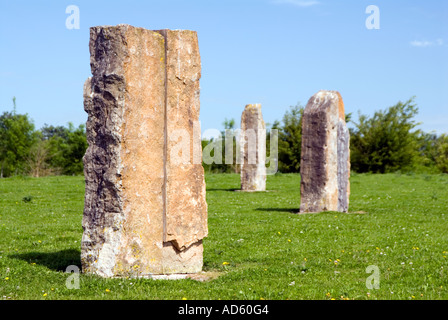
81,25,207,277
299,90,350,213
240,104,266,191
157,30,208,252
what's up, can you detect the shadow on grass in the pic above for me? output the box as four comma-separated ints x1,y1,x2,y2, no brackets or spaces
10,248,81,272
207,188,239,192
257,208,368,215
256,208,299,214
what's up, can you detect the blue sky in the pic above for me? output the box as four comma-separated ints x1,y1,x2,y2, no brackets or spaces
0,0,447,135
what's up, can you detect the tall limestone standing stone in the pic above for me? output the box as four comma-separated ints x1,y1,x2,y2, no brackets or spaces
299,90,350,213
81,25,207,277
158,29,207,252
240,104,266,191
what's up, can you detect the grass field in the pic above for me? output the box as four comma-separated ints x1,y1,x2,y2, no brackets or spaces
0,173,447,300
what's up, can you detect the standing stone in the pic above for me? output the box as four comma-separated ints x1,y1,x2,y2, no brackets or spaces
81,24,207,277
240,104,266,191
299,90,350,213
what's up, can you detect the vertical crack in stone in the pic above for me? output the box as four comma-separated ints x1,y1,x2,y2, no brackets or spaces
159,29,169,244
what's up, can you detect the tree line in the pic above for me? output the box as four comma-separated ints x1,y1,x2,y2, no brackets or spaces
0,98,87,177
1,97,447,178
203,97,448,175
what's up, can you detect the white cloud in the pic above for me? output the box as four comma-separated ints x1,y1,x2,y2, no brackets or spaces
271,0,320,8
410,38,444,47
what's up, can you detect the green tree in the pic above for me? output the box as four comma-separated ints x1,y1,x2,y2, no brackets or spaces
417,132,440,172
41,124,70,141
274,103,304,173
350,97,421,173
201,118,236,174
39,124,70,174
0,98,38,177
56,123,88,175
34,123,88,176
222,118,238,173
434,134,448,173
27,133,51,177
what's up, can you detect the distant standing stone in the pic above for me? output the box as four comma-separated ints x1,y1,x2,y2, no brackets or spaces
300,90,350,213
240,104,266,192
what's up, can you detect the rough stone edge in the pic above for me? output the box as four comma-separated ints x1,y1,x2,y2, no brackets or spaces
81,25,129,277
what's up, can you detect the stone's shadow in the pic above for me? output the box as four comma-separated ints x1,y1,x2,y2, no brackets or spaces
256,208,367,215
256,208,299,214
206,188,239,192
10,248,81,272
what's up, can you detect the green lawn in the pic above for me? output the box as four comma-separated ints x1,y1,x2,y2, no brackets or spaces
0,173,447,300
